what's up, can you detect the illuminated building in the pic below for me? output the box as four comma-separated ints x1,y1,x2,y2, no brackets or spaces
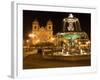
31,19,54,45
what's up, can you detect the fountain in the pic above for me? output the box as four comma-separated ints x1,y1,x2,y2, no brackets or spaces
43,14,91,61
63,14,81,32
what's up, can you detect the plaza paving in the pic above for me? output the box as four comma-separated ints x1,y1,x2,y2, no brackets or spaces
23,53,90,69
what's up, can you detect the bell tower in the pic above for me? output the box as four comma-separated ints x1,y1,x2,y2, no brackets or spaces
46,20,53,31
46,20,53,40
32,20,40,31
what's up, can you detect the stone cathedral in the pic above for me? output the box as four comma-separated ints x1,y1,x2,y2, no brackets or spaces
31,19,54,45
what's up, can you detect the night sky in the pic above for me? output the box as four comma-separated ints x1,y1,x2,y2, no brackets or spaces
23,10,91,39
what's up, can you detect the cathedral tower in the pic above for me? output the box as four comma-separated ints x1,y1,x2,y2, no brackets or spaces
46,20,53,31
32,20,40,31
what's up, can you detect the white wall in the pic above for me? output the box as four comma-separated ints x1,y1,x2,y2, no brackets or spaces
0,0,100,80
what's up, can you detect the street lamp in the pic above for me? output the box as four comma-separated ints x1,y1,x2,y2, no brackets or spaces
26,39,29,43
28,33,32,38
28,33,36,38
50,37,55,41
26,39,30,49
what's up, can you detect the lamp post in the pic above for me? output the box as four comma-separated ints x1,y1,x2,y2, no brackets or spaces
28,33,36,45
26,39,30,51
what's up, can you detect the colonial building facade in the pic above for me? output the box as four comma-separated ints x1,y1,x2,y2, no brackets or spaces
31,19,54,45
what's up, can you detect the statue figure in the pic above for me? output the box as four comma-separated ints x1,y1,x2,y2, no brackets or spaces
63,14,81,32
